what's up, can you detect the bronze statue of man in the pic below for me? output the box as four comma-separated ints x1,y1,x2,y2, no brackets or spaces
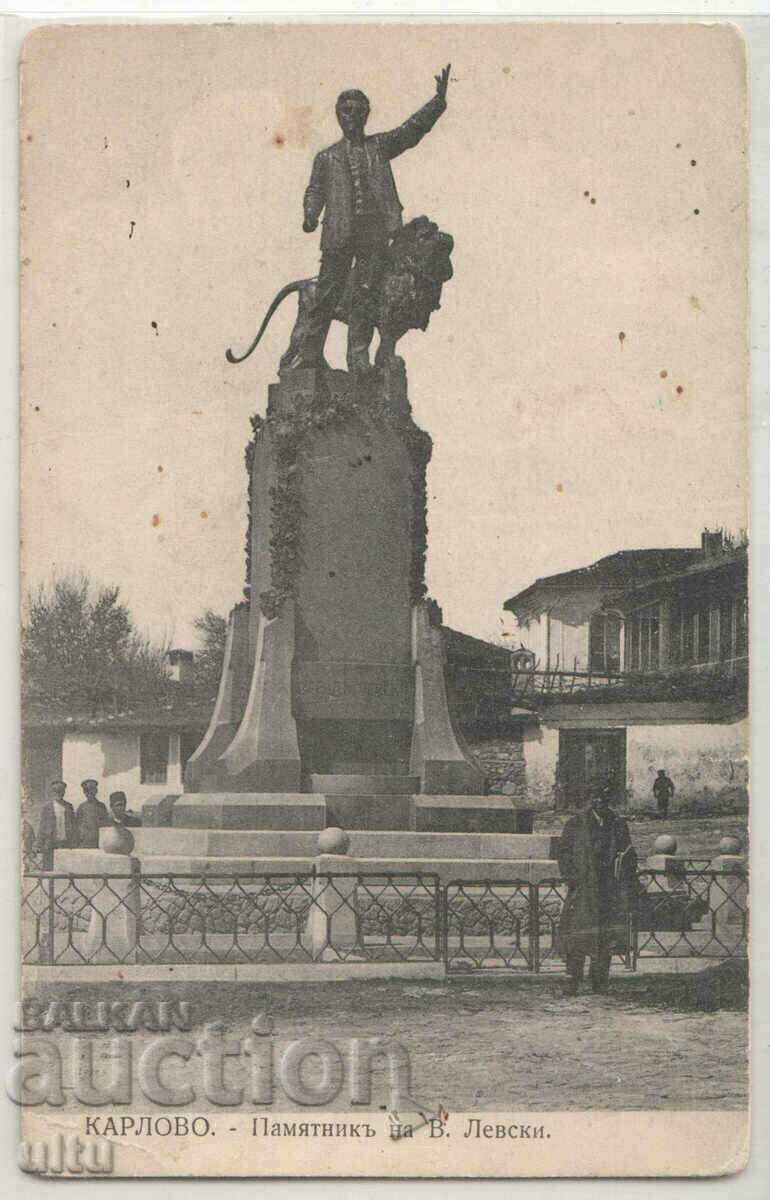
282,64,450,375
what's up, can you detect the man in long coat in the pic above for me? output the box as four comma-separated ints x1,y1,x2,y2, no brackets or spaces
557,783,638,994
36,779,77,869
287,65,450,374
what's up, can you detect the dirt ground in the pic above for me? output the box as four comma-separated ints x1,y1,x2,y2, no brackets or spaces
32,959,748,1114
536,812,749,862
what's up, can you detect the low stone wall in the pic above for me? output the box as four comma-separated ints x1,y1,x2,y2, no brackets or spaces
465,736,527,799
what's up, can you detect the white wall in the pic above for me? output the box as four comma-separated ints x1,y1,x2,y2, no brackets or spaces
517,587,604,672
626,719,749,808
61,730,183,806
518,717,748,811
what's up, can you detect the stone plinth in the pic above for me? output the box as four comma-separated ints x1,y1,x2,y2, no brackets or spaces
181,363,487,820
163,794,325,830
131,827,557,861
411,796,533,833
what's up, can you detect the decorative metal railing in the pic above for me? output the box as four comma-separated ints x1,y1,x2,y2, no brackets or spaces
21,870,441,966
632,866,748,963
21,866,746,971
441,869,747,973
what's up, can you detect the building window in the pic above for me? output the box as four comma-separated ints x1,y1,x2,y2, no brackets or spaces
696,607,712,663
679,606,695,665
589,613,622,673
140,732,169,784
734,594,748,657
719,597,733,661
626,604,660,672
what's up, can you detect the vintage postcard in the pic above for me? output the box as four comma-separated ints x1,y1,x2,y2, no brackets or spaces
17,20,749,1178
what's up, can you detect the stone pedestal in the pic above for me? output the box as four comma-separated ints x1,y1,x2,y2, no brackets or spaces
178,363,489,828
54,849,140,964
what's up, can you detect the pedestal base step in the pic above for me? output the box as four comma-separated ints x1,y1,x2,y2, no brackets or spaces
121,852,560,887
413,796,533,833
310,774,419,795
143,792,532,834
132,827,558,860
143,794,326,831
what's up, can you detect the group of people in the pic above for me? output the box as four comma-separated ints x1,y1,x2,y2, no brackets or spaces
33,778,141,868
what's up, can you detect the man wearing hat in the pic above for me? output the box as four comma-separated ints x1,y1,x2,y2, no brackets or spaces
36,779,77,869
285,64,450,375
76,778,109,848
108,791,142,827
557,781,638,995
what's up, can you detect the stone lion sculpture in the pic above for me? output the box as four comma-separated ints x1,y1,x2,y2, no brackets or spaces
226,216,454,372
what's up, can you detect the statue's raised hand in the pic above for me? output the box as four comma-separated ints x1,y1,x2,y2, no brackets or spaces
302,215,318,233
435,63,450,102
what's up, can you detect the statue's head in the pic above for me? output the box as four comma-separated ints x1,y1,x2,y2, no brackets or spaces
335,89,370,138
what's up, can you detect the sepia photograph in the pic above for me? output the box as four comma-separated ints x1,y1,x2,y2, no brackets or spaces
15,18,750,1178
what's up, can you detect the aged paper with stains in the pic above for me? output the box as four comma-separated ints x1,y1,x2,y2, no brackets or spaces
19,21,748,1178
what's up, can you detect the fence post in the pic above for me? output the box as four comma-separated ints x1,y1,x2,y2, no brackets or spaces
711,855,748,951
45,875,55,965
308,858,361,961
441,885,449,971
624,907,636,971
433,878,442,962
81,854,141,963
529,883,540,973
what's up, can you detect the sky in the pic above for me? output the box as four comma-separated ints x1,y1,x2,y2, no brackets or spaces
19,20,748,650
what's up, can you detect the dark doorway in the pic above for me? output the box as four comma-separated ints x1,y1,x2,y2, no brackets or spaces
558,728,626,809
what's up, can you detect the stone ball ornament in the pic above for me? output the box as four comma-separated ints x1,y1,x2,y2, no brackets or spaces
101,822,135,855
653,834,678,855
718,835,743,856
317,827,350,856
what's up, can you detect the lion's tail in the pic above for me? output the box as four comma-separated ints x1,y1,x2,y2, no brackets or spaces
225,279,312,364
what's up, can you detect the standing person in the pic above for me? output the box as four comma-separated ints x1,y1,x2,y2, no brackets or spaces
652,768,675,818
75,778,109,848
557,782,638,996
35,780,77,869
108,791,142,827
286,65,450,374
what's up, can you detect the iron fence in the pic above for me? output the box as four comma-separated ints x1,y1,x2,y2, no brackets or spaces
21,870,441,966
632,866,748,963
442,870,747,974
21,865,747,971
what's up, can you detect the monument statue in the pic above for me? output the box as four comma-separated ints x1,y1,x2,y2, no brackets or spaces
181,61,516,827
227,65,452,375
